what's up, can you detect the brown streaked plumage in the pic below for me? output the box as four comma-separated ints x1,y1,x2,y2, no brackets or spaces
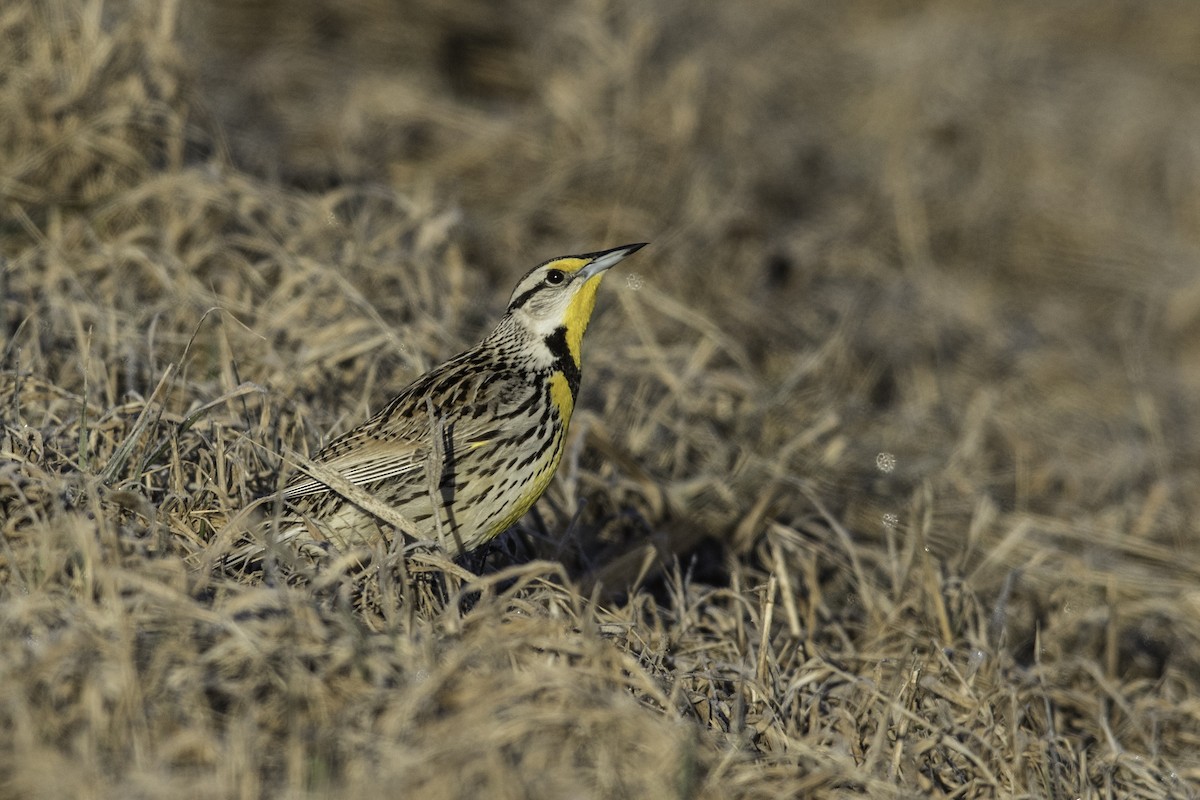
254,243,646,561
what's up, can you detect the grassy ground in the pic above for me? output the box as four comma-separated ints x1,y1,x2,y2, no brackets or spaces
3,0,1200,797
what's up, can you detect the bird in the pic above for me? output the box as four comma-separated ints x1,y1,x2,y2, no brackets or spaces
253,242,647,563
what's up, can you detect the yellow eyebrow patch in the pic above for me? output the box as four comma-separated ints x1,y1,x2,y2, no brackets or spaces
546,257,589,274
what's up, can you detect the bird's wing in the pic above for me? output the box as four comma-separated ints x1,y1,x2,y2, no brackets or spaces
281,371,530,500
281,436,426,500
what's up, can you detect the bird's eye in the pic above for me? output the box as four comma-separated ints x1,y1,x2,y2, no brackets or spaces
545,269,566,285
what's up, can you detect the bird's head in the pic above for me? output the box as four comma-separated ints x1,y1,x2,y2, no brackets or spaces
502,242,647,365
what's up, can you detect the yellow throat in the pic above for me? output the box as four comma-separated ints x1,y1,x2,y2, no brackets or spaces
563,268,605,367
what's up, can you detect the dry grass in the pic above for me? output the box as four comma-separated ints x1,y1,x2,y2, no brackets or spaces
3,0,1200,797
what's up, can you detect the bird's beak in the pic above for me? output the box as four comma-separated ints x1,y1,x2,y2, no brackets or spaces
577,242,648,281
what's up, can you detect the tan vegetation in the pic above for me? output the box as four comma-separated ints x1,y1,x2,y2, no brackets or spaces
3,0,1199,796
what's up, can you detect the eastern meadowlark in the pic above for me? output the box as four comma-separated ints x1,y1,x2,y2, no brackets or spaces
259,242,646,561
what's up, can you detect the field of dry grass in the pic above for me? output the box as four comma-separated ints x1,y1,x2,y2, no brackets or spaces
3,0,1200,797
